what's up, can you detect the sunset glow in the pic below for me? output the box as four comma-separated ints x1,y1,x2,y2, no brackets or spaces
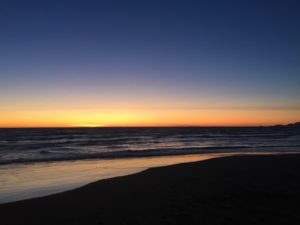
0,107,299,127
1,1,299,128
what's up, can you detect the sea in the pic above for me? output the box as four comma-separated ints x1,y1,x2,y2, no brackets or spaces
1,126,300,165
0,126,300,203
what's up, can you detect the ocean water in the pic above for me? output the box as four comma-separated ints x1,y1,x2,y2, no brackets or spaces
1,127,300,165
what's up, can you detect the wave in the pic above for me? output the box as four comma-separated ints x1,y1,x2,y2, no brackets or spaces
1,145,300,166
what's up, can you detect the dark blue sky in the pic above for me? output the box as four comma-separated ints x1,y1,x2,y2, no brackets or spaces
0,0,299,126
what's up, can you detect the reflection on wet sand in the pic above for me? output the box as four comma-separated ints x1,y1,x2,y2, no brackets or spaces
0,153,240,203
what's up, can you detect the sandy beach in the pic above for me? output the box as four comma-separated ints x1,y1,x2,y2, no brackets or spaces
0,154,300,225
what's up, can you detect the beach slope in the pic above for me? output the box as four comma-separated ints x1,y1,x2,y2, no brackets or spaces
1,154,300,225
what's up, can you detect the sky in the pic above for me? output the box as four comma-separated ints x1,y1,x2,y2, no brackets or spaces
0,0,299,127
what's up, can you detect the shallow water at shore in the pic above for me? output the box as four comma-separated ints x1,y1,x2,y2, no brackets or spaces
0,153,242,204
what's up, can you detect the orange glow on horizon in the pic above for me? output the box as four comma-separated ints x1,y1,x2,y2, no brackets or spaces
0,107,299,128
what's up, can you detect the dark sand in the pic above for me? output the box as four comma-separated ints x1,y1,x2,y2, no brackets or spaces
1,154,300,225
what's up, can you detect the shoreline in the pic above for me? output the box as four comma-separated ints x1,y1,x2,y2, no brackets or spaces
1,153,300,224
0,153,236,204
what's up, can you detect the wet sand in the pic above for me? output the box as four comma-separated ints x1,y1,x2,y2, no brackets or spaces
0,153,228,203
1,154,300,225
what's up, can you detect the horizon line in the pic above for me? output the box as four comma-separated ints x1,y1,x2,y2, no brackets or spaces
0,123,296,129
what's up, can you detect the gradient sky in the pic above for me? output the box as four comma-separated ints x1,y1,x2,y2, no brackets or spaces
0,0,300,127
